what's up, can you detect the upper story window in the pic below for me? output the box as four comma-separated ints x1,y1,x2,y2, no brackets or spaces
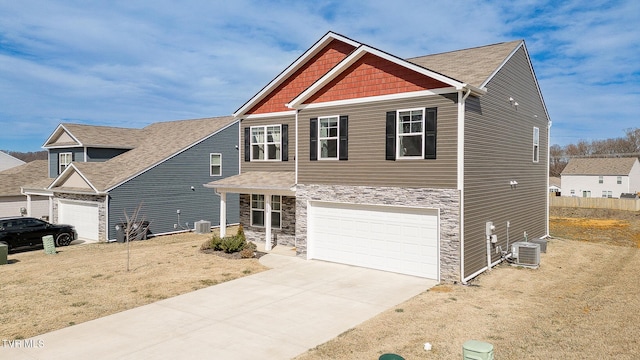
59,152,72,174
210,153,222,176
319,116,339,159
244,124,288,162
310,116,348,161
386,107,437,160
617,176,622,184
533,127,540,163
598,176,603,184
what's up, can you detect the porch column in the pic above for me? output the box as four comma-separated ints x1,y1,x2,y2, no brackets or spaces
265,194,272,251
219,192,227,238
26,194,32,216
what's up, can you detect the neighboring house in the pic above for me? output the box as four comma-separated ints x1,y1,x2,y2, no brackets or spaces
0,160,49,218
561,157,640,198
205,32,550,283
0,151,26,172
549,177,561,194
22,117,239,241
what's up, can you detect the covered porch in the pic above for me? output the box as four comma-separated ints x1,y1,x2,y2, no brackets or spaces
204,171,296,252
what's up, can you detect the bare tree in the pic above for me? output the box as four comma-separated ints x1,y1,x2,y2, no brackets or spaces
122,203,149,272
549,144,567,177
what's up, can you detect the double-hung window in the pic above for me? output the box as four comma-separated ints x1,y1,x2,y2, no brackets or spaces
319,116,339,159
617,176,622,184
59,152,72,174
533,127,540,163
598,176,603,184
250,194,281,228
251,125,281,161
210,153,222,176
602,190,612,198
397,108,424,158
386,107,436,160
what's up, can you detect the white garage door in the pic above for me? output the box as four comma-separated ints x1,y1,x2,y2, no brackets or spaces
308,201,439,279
59,201,99,241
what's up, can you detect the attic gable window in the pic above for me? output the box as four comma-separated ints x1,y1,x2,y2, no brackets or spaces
59,152,72,174
245,124,288,162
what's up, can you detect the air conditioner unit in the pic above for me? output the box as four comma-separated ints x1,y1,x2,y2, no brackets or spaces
511,242,540,268
194,220,211,234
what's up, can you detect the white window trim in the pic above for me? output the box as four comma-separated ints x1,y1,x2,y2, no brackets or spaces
533,127,540,163
318,115,340,160
396,107,425,159
250,194,282,229
59,152,72,174
250,125,282,161
210,153,222,176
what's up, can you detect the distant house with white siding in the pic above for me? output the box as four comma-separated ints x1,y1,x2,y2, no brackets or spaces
561,157,640,198
0,151,25,172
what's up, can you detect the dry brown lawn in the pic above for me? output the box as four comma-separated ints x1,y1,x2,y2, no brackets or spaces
0,228,267,340
295,208,640,359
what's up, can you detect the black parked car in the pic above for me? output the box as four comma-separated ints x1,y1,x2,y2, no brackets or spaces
0,217,77,251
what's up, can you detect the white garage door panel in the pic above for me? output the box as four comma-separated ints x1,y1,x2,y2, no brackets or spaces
59,201,99,241
309,202,439,279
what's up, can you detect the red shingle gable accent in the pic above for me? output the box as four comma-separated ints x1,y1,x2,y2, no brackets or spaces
305,53,450,104
247,39,356,114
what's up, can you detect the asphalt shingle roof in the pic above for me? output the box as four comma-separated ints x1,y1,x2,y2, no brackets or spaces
49,116,235,192
48,123,144,148
205,171,295,191
407,40,522,88
0,160,49,196
561,157,639,176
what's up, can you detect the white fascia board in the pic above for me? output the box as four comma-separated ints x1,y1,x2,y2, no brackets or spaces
42,124,83,148
287,45,469,109
242,110,297,120
202,184,296,197
295,88,458,110
47,163,100,193
233,32,361,118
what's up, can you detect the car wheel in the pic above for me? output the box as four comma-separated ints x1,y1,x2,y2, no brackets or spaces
55,233,72,247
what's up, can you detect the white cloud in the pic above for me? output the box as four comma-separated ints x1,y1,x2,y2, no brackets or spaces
0,0,637,151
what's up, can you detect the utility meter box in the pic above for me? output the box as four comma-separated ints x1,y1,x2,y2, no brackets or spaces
0,242,7,265
463,340,494,360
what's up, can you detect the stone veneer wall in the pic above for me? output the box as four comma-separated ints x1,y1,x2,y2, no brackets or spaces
239,194,296,247
52,193,108,242
295,184,461,282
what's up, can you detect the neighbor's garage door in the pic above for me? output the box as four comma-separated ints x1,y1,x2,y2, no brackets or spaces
58,200,99,241
308,201,439,279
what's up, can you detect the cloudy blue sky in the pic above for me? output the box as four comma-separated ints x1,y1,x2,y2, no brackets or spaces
1,0,638,152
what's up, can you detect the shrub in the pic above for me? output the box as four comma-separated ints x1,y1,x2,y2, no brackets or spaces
239,247,254,258
236,224,246,242
210,234,223,251
220,235,245,254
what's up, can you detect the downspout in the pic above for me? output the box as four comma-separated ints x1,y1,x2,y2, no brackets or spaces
295,109,299,185
458,88,472,284
545,120,552,238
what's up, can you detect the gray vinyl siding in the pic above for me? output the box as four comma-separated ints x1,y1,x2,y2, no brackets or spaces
463,47,549,278
298,94,458,188
86,147,130,162
107,123,240,239
48,148,84,177
240,115,295,172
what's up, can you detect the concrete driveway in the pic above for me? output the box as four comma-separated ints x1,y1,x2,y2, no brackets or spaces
5,254,437,360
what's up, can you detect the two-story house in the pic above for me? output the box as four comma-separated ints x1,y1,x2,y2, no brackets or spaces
206,32,550,283
561,157,640,198
22,117,240,241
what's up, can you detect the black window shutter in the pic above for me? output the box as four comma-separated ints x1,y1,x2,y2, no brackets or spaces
244,127,250,162
385,111,396,160
339,115,348,160
310,118,318,161
281,124,288,161
424,108,437,159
